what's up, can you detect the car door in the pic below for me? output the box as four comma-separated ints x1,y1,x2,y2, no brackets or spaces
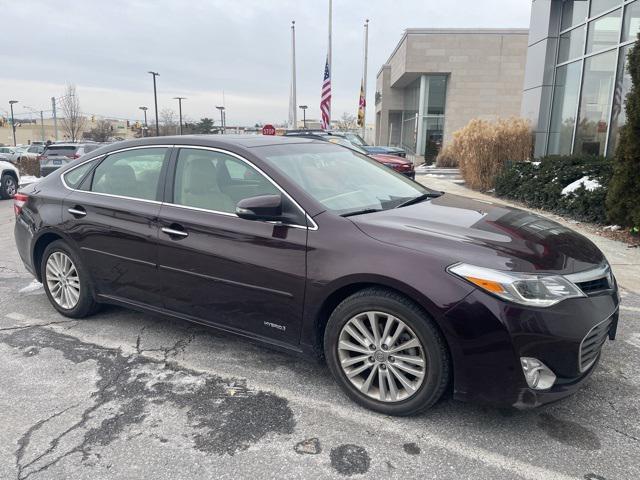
157,146,308,346
61,146,170,306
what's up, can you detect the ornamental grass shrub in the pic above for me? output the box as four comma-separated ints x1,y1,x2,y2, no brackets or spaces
448,117,532,191
17,156,40,177
434,145,458,167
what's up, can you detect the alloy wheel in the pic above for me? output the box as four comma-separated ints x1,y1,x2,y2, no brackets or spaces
337,311,426,403
45,251,81,309
5,177,16,197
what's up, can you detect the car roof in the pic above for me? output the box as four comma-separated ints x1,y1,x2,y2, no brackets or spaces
94,135,318,151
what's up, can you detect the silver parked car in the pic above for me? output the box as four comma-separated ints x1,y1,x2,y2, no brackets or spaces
40,143,102,176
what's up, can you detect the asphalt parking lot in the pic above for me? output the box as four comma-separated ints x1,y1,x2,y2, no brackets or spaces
1,198,640,480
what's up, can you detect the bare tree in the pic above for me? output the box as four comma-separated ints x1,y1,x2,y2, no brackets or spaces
335,112,357,131
159,108,177,136
60,84,86,142
87,119,113,142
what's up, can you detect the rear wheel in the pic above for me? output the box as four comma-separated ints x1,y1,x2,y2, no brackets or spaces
0,174,17,199
324,288,449,416
41,240,98,318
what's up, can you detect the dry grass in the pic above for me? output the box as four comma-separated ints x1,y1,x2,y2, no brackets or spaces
448,117,532,191
17,157,40,177
435,146,458,168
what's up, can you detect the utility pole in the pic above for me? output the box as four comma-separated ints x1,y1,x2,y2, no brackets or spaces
40,111,45,141
139,106,148,137
9,100,18,146
173,97,186,135
148,71,160,136
299,105,308,129
51,97,58,141
216,106,225,134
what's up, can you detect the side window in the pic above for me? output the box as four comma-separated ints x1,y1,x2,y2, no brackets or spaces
90,148,166,201
64,159,100,189
173,149,279,214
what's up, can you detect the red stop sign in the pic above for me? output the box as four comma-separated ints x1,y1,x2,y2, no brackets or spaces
262,124,276,135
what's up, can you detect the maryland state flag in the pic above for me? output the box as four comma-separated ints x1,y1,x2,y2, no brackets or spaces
357,79,366,127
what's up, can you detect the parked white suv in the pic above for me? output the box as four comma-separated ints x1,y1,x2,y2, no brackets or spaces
0,160,20,199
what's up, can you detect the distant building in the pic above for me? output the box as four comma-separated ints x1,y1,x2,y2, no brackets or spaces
522,0,639,158
375,29,529,163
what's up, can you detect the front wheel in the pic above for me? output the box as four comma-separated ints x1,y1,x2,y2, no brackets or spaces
41,240,98,318
0,174,17,199
324,288,450,416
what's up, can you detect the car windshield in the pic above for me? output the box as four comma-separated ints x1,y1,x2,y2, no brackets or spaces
342,133,367,146
325,137,369,155
260,143,433,216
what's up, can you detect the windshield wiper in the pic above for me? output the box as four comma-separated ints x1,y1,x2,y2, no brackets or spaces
395,192,443,209
341,208,383,218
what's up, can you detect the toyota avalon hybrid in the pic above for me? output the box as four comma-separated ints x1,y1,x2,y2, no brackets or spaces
13,136,619,415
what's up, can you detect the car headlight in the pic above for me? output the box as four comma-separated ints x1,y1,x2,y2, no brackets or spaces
448,263,585,307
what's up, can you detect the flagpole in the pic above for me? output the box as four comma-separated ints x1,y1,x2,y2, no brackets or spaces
328,0,332,128
290,20,297,129
362,19,369,139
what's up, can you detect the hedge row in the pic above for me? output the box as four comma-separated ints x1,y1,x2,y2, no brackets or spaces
494,155,613,224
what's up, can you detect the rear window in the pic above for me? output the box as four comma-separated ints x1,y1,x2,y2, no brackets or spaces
44,146,78,156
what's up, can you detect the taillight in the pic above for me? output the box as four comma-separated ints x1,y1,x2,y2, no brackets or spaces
14,193,28,216
66,154,80,159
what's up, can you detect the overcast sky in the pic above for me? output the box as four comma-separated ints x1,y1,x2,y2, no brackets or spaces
1,0,531,126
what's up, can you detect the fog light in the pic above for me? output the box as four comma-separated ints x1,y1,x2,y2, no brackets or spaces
520,357,556,390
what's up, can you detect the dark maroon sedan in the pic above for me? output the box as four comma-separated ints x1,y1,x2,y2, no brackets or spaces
13,136,619,415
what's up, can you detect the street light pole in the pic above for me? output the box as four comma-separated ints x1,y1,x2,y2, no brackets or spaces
216,106,225,134
299,105,308,129
8,100,18,146
139,106,148,137
148,71,160,136
173,97,186,135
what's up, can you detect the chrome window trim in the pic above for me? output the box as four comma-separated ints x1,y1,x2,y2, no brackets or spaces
166,145,318,231
61,144,318,231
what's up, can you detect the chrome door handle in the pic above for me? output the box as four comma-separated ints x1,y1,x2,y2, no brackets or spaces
68,207,86,217
162,227,189,238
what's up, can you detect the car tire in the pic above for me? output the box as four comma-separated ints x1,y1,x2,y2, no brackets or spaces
324,287,449,416
0,173,18,199
41,240,99,318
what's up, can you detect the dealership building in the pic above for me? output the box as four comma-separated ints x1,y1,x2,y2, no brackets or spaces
375,1,639,162
374,29,529,162
523,0,639,157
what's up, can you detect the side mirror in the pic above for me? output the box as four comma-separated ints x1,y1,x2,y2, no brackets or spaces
236,194,283,221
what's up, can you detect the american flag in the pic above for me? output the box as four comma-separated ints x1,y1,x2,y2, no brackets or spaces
320,55,331,130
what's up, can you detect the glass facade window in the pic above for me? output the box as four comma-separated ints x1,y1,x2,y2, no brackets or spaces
387,75,447,161
562,0,589,30
586,9,622,54
623,0,640,41
607,44,633,155
545,0,638,157
574,50,617,156
559,26,586,62
549,62,583,155
590,0,621,16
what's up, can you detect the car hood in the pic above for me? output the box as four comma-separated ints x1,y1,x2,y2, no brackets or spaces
371,153,412,165
350,194,604,274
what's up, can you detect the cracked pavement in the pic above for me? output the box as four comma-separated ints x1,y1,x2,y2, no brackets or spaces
1,199,640,479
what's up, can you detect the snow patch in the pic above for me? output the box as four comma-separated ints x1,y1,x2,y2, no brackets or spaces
561,176,601,196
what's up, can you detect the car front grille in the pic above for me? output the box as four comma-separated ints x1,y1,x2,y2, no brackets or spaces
579,316,614,372
576,276,611,295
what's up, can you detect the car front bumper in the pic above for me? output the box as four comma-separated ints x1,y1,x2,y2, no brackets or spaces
442,287,619,408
